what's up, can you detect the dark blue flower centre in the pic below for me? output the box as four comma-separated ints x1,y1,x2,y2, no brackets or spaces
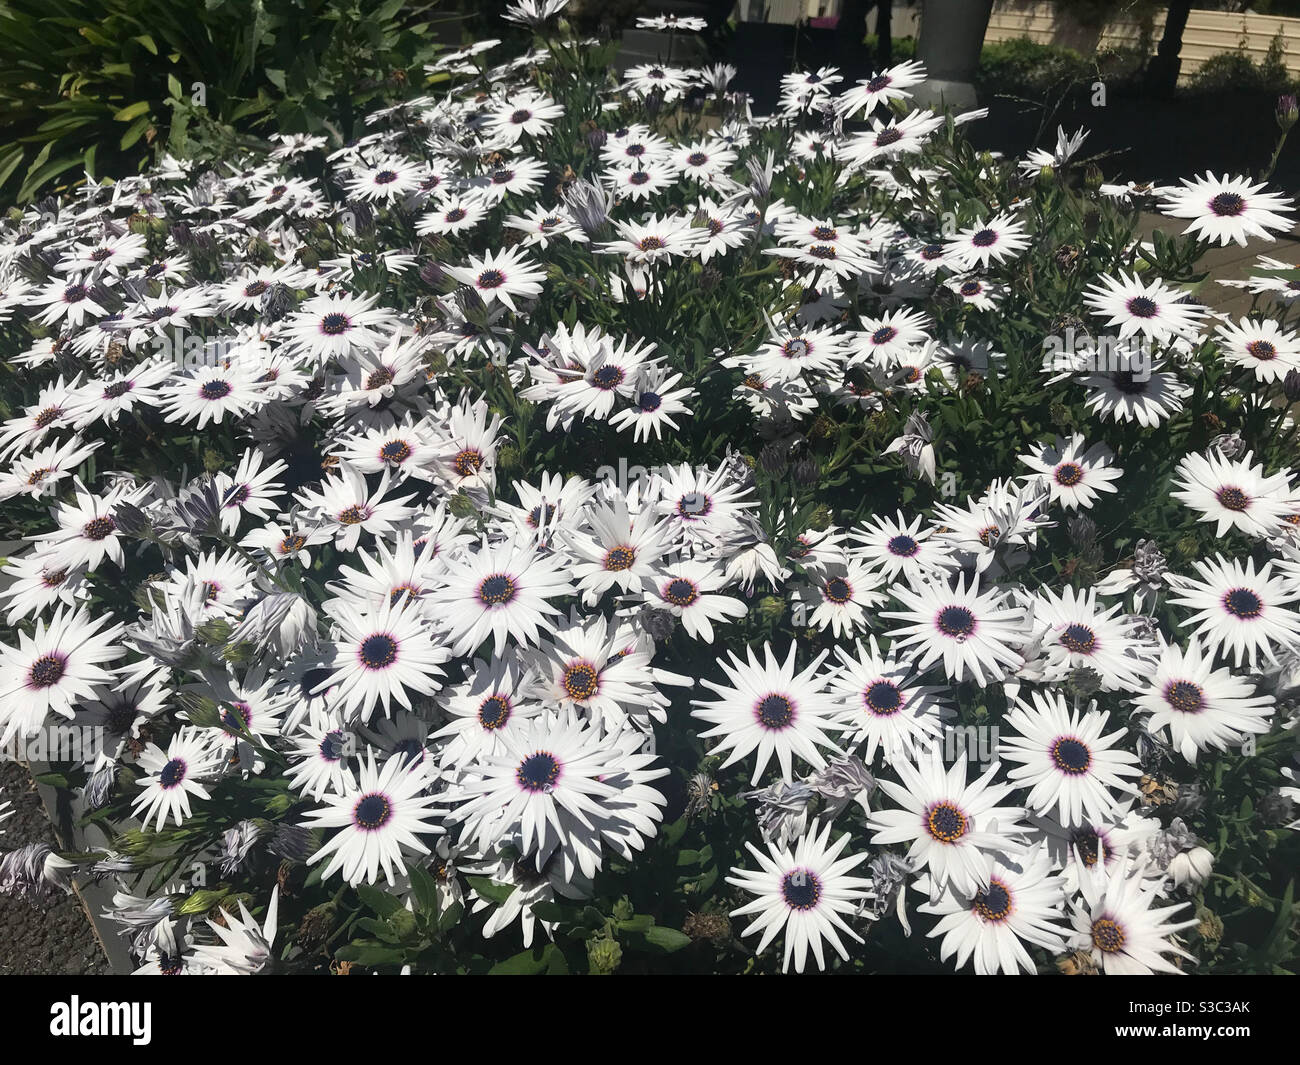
359,633,398,669
160,758,187,788
320,312,350,335
973,880,1012,922
478,695,511,729
478,574,516,605
663,577,698,607
1052,737,1092,775
1055,462,1084,486
756,694,794,729
28,654,65,687
200,379,232,400
1224,587,1263,618
562,663,598,701
604,545,636,570
1059,624,1096,654
865,680,901,715
516,751,560,793
1209,192,1245,217
926,801,967,843
887,534,919,557
593,364,625,389
380,440,412,464
1216,486,1249,511
824,576,852,603
780,869,822,910
937,605,976,637
354,793,392,829
1165,680,1204,713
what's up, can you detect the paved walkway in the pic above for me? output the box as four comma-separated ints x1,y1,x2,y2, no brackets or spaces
1138,212,1300,317
0,762,110,975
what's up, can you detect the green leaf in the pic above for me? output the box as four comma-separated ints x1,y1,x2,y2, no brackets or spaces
176,889,230,915
406,862,439,914
488,945,562,975
119,114,151,150
0,145,25,191
437,901,464,933
615,914,655,934
465,876,516,905
637,927,691,953
333,942,408,967
112,100,152,122
356,882,402,917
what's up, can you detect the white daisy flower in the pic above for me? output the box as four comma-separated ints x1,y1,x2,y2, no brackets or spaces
1215,316,1300,382
314,596,449,724
882,573,1030,686
302,750,444,886
868,750,1025,901
425,536,576,657
1001,690,1141,827
1067,855,1196,974
727,820,874,973
445,246,546,312
447,711,667,881
1166,554,1300,668
1083,271,1208,341
130,726,221,831
640,557,748,643
1159,172,1295,247
828,636,951,764
1132,636,1275,762
691,642,846,784
1018,434,1123,511
1171,449,1293,539
916,844,1068,975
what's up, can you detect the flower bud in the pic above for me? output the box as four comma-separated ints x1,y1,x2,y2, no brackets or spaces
1278,93,1298,131
587,936,622,975
1169,845,1213,890
1196,906,1223,943
1284,367,1300,403
792,455,819,486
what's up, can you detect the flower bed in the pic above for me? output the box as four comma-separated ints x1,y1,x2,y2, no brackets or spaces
0,0,1298,975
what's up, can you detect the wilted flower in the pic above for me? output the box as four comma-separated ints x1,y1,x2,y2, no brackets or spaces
740,780,817,848
882,410,936,483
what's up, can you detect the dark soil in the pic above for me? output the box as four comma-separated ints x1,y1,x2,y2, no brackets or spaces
965,88,1300,194
0,761,110,975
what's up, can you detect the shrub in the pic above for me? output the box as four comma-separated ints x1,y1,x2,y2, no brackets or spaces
0,0,456,206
